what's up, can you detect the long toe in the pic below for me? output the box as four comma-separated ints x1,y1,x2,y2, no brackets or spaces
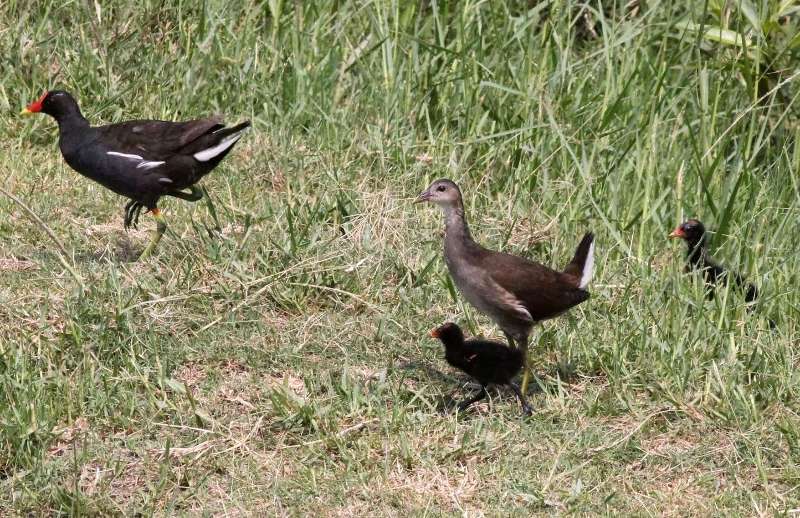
168,185,205,202
123,203,135,230
132,204,144,229
509,383,533,416
456,400,474,413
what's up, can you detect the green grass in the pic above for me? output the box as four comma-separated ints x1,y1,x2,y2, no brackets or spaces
2,0,799,514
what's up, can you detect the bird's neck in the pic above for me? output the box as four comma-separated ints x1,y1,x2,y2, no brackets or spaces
442,336,464,351
686,236,707,266
53,104,90,132
443,341,466,365
442,204,474,249
57,114,89,132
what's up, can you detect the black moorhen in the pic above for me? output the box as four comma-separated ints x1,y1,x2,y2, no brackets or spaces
417,179,594,394
669,218,758,303
21,90,250,258
429,322,532,415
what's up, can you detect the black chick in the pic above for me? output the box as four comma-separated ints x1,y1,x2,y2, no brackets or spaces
669,219,758,302
429,322,533,416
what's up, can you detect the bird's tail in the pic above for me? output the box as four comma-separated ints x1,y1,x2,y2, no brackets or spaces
741,282,779,330
193,121,251,162
563,232,595,289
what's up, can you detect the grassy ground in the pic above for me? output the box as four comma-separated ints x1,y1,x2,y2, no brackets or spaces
2,0,799,515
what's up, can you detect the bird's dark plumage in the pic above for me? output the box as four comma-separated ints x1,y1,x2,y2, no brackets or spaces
22,90,250,257
430,322,532,415
669,219,758,303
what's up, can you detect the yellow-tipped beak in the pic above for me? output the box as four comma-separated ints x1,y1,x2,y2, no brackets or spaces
20,108,34,116
428,328,440,338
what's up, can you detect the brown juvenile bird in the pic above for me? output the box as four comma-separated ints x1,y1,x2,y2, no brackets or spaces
429,322,532,415
417,179,594,394
669,219,758,303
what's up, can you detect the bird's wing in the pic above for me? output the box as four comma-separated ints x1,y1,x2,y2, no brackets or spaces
479,250,590,320
95,117,225,160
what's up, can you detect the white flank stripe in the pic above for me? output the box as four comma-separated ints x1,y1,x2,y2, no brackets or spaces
512,302,533,322
137,161,165,170
193,130,246,162
107,151,143,160
579,240,594,289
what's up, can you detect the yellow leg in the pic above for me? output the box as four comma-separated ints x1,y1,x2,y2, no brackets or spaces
138,208,167,260
506,332,533,395
520,343,531,394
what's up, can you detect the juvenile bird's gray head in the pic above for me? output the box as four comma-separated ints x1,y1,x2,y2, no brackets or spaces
415,178,462,209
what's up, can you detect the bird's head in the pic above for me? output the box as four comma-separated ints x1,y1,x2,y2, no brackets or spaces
428,322,464,346
415,179,462,208
669,218,706,245
21,90,78,120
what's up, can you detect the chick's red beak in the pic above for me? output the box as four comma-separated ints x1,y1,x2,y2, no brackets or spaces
428,327,441,338
21,91,48,115
668,226,686,239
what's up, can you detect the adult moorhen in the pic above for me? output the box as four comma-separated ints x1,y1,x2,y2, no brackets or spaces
21,90,250,258
429,322,532,415
669,218,758,303
417,179,594,394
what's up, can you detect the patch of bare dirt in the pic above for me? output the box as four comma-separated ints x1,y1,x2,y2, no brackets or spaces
49,417,91,457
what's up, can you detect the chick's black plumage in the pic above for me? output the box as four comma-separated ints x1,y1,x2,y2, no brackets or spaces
670,219,757,302
22,90,250,258
430,322,532,415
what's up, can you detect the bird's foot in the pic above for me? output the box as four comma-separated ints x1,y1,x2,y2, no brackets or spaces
455,388,488,413
168,185,204,202
123,200,145,230
456,400,474,413
509,383,534,417
521,403,534,417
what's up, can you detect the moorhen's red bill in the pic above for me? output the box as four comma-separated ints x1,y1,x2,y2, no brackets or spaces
429,322,532,415
669,219,758,302
417,179,594,394
21,90,250,258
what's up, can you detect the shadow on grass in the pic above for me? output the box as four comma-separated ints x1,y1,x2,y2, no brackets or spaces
396,359,581,417
66,237,142,263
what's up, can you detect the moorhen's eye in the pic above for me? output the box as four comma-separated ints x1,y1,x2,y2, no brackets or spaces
437,185,446,192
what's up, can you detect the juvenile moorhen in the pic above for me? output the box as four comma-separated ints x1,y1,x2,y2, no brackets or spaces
429,322,533,415
417,179,594,394
669,219,758,303
21,90,250,258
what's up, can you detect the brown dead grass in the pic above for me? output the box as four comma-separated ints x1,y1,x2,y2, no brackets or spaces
386,463,481,513
0,257,38,271
173,359,308,406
